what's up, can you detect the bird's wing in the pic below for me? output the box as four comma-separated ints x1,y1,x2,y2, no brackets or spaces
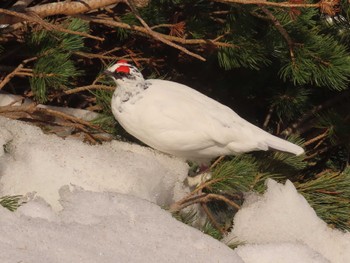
149,80,304,155
126,79,267,154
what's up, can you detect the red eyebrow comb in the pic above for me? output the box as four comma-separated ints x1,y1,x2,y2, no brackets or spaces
116,65,130,74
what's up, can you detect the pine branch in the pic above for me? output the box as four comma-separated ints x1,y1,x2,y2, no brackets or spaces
296,168,350,231
282,90,350,136
260,7,295,63
125,0,206,61
77,15,236,48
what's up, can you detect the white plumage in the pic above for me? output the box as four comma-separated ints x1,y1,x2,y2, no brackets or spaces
105,61,304,162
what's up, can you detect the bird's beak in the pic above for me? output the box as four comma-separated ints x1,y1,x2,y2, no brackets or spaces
103,70,114,76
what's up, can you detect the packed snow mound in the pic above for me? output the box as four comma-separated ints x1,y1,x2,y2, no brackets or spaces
1,116,350,263
0,116,189,210
225,179,350,263
0,188,242,263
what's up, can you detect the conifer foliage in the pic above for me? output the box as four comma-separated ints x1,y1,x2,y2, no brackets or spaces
28,19,88,102
0,0,349,237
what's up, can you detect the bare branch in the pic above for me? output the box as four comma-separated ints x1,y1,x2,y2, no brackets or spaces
64,85,115,95
0,57,37,90
282,89,350,136
27,0,123,17
0,9,104,41
261,7,295,63
0,103,105,133
201,203,227,235
126,0,206,61
170,193,241,213
304,129,329,146
13,0,35,9
213,0,320,8
78,15,236,48
263,104,274,129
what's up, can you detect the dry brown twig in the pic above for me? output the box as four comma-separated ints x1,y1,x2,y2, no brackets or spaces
37,107,102,131
303,146,330,160
0,103,106,137
263,104,275,129
78,15,235,48
0,0,125,25
0,8,103,41
0,57,37,90
125,0,206,61
1,0,336,64
282,90,350,136
2,0,233,62
169,154,241,215
63,85,115,95
76,14,237,61
0,0,329,25
201,203,227,235
170,192,241,213
304,129,329,147
169,178,221,212
213,0,320,8
75,51,124,61
261,7,296,63
214,0,340,21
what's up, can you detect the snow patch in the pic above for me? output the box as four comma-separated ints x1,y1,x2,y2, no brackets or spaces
235,243,329,263
0,188,242,263
0,116,188,210
1,116,350,262
225,179,350,263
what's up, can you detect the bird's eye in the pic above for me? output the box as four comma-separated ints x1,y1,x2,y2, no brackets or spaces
116,65,130,74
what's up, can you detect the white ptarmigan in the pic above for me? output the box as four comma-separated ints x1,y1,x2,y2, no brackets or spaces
105,60,304,162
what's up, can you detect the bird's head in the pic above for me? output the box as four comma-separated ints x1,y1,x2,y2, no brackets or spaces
104,60,144,86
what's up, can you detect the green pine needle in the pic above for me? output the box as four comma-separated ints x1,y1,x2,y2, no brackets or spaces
210,156,259,194
202,220,223,240
271,88,310,121
60,18,89,52
28,18,87,102
30,53,81,103
29,18,88,54
279,34,350,90
0,195,23,212
172,209,198,226
218,41,269,70
91,114,117,135
296,168,350,231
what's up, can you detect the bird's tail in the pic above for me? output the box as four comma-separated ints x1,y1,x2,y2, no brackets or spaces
264,135,304,156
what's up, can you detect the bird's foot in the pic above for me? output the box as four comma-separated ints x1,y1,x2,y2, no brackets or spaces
185,171,212,187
